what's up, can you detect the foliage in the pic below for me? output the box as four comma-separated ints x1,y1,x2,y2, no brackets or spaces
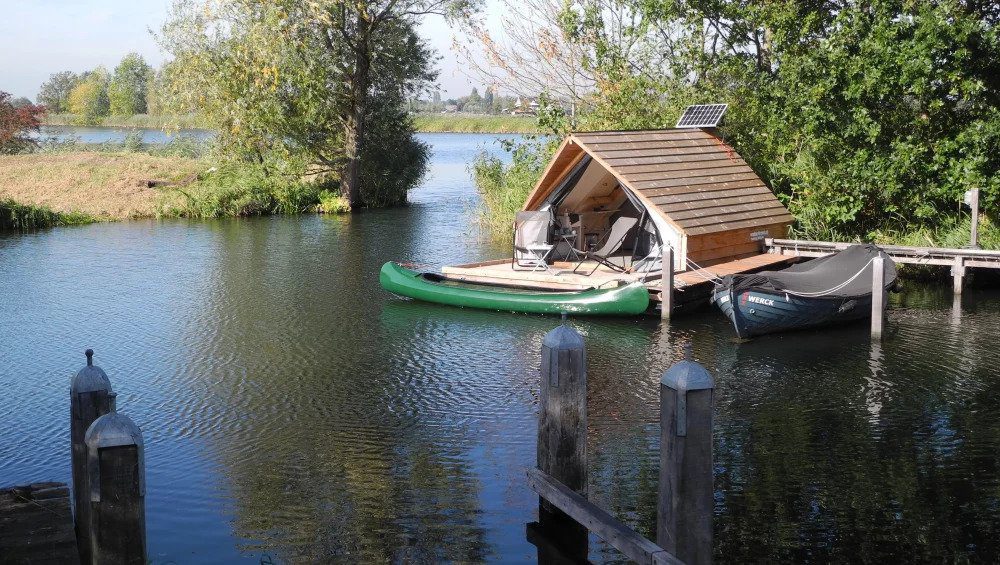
412,113,540,133
108,53,154,116
43,112,210,129
474,0,1000,241
0,91,46,155
472,134,558,239
37,71,80,113
158,0,472,210
0,199,96,231
157,163,325,218
67,68,110,125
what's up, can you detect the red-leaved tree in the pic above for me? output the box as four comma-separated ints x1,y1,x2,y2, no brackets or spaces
0,91,46,155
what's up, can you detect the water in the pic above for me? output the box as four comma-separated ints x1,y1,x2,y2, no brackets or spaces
2,133,1000,563
39,125,214,144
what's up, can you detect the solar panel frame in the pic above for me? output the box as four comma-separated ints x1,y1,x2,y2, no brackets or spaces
675,104,728,128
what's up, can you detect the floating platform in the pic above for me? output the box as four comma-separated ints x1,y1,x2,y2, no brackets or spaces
442,253,795,313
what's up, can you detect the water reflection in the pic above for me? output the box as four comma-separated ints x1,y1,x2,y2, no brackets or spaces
1,132,999,562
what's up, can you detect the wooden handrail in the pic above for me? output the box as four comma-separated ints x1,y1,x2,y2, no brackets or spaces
527,468,685,565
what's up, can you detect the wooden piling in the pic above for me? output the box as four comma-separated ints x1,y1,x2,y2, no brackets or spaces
952,256,965,295
658,360,714,565
970,188,980,249
536,324,588,560
662,246,674,319
85,393,146,565
70,349,112,564
871,256,885,339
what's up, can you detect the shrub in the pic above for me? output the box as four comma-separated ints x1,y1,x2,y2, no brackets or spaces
0,91,45,154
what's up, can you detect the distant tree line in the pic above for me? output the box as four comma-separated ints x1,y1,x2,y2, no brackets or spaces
37,53,169,125
411,86,531,115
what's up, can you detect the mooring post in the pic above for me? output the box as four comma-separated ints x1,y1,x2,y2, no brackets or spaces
871,256,885,339
70,349,113,564
85,393,146,565
662,246,674,319
970,188,980,249
658,359,714,565
952,256,965,295
535,324,588,560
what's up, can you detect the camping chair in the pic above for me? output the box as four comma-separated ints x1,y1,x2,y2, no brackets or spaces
572,216,639,276
512,211,555,272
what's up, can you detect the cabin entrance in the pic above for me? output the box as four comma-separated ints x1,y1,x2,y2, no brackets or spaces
535,156,662,274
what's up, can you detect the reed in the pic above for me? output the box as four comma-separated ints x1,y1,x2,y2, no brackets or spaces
412,114,540,133
43,113,212,130
0,199,95,231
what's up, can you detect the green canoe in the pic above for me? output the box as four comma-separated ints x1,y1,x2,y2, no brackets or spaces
379,262,650,316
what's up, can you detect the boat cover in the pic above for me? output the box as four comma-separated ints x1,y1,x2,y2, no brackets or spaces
724,244,897,298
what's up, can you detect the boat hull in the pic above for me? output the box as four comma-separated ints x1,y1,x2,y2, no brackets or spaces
379,262,650,316
712,286,884,339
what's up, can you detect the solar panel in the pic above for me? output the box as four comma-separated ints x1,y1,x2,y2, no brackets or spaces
675,104,728,128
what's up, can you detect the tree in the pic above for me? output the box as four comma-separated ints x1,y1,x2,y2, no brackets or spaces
67,67,110,125
10,97,32,109
108,53,153,116
159,0,475,209
37,71,79,113
482,85,493,112
0,91,45,154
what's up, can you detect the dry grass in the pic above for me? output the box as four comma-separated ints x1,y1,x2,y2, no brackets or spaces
0,152,205,220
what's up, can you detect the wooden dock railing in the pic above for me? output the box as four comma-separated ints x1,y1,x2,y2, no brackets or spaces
527,324,714,564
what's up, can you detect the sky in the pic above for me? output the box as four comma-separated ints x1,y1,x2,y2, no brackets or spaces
0,0,494,102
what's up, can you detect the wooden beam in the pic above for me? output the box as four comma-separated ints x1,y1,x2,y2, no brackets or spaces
871,256,885,339
527,468,684,565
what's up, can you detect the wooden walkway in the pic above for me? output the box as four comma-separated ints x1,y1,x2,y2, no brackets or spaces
0,483,80,564
767,238,1000,293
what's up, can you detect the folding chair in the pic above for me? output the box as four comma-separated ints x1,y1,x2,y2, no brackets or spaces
572,216,639,275
512,211,555,272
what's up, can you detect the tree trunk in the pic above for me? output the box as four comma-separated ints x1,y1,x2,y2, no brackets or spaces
342,29,371,211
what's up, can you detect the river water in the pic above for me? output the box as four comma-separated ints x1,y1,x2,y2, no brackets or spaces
2,132,1000,563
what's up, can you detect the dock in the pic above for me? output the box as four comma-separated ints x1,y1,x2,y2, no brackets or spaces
0,482,80,564
442,252,796,310
767,238,1000,293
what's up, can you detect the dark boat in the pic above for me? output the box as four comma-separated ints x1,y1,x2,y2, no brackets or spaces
712,244,897,338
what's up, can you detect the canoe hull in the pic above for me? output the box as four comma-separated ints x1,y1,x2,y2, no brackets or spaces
712,286,884,339
380,262,650,316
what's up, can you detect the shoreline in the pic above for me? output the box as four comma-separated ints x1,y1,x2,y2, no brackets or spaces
42,113,542,135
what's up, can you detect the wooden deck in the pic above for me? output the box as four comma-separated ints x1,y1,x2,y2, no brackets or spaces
0,483,80,564
442,253,796,310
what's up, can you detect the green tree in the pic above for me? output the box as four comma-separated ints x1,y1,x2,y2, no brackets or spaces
67,67,110,125
37,71,79,113
108,53,153,116
160,0,473,209
483,86,493,112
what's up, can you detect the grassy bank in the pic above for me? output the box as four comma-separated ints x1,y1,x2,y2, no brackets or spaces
0,151,345,230
413,113,539,133
0,200,96,231
43,113,211,130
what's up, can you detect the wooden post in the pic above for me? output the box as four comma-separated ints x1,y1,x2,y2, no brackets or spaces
70,349,112,564
970,188,980,249
952,256,965,295
662,246,674,319
871,256,885,339
536,324,588,560
658,359,714,565
85,393,146,565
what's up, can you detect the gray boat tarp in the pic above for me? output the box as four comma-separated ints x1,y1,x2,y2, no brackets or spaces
723,244,897,298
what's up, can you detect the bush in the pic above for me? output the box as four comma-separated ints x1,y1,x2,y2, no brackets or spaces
0,199,95,231
0,92,45,154
157,164,325,218
472,137,557,240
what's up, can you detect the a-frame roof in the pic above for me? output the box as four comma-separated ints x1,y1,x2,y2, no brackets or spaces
524,129,794,236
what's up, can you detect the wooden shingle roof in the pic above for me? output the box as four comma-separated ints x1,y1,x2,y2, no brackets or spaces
526,129,794,236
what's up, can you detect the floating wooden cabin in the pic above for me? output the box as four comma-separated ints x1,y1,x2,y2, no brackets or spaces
444,123,796,307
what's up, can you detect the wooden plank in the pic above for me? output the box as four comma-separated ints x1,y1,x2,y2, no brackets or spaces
593,145,727,160
624,160,751,179
670,201,790,223
621,164,756,182
767,238,1000,259
646,186,776,207
583,138,722,152
687,223,788,253
637,179,767,198
872,256,885,338
575,130,710,143
688,242,765,264
0,483,80,565
605,151,736,168
631,172,763,191
684,213,795,235
527,469,684,565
